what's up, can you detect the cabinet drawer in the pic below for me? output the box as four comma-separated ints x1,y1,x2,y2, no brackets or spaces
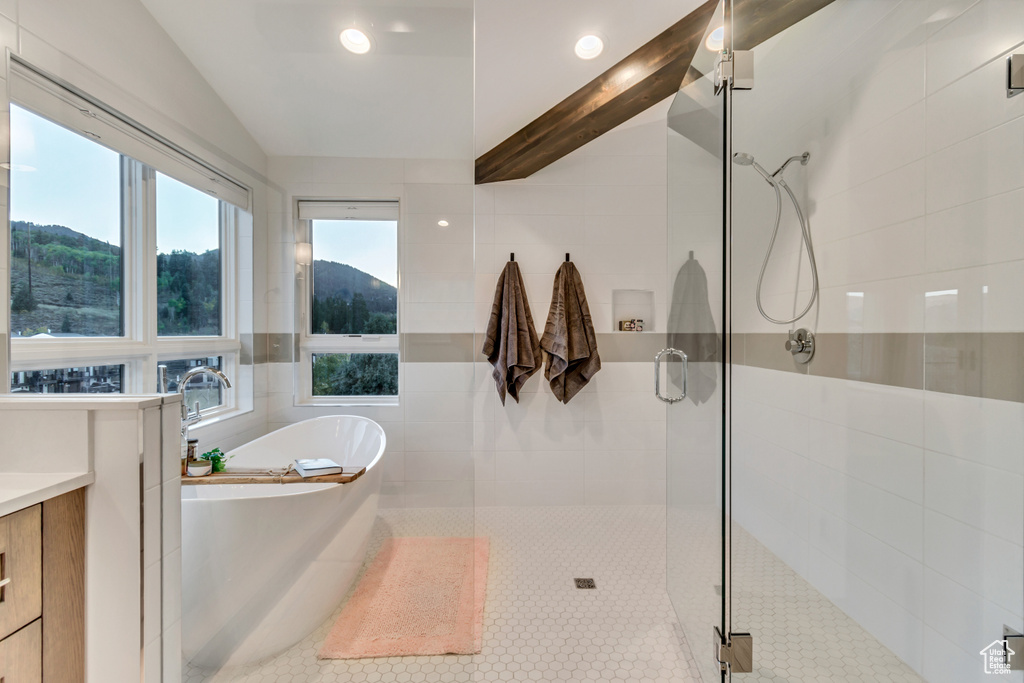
0,506,42,641
0,619,42,683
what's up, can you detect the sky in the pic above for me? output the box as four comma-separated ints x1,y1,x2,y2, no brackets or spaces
10,104,219,254
312,219,398,287
10,105,396,279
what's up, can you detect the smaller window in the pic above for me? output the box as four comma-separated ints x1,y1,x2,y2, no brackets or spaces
298,200,400,403
310,219,397,336
312,353,398,398
11,365,124,394
161,356,225,411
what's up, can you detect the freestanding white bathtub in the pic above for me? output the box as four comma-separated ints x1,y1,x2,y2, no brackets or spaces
181,415,386,670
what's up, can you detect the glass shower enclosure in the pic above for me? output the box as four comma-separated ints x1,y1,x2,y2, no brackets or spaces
664,1,731,681
667,1,1024,682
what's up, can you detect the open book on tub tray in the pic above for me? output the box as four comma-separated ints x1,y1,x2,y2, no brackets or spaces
294,459,343,477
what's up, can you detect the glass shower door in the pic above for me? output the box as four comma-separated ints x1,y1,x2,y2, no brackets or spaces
664,1,731,680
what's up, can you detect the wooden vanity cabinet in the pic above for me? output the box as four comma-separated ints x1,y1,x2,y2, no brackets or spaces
0,489,85,683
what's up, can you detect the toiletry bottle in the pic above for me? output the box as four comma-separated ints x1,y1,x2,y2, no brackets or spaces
187,439,199,463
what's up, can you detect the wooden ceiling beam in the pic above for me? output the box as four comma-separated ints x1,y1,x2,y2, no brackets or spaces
475,0,834,185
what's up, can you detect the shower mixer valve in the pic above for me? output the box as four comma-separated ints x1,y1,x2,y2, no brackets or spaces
786,328,815,364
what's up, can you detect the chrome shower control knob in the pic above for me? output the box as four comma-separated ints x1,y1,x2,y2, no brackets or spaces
786,328,815,364
784,338,807,353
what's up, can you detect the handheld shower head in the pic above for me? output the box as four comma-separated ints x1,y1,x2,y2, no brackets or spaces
733,152,775,184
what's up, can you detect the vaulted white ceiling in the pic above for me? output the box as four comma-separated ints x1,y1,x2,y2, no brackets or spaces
474,0,703,155
140,0,701,160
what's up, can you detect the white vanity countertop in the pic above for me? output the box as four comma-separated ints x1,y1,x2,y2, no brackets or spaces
0,472,95,517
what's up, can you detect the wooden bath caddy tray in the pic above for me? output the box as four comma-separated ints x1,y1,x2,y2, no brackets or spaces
181,467,366,485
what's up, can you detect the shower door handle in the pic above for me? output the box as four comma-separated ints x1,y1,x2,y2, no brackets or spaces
655,348,687,404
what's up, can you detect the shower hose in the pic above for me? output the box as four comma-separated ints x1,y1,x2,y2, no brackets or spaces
755,177,819,325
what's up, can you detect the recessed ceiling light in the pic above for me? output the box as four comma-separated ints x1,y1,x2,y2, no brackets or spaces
705,26,725,51
574,34,604,60
340,28,372,54
437,219,449,227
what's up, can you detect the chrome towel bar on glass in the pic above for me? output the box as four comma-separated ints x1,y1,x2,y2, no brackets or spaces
654,348,687,404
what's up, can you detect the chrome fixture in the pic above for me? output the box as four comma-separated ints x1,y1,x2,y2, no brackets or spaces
715,50,753,94
1009,54,1024,97
716,627,753,674
177,366,232,438
733,151,819,326
654,348,687,403
157,364,168,394
732,152,773,182
786,328,815,364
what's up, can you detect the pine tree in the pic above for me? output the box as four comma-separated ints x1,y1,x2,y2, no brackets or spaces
11,283,37,313
350,293,369,333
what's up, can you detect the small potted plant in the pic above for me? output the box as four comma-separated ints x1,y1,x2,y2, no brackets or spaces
202,447,233,473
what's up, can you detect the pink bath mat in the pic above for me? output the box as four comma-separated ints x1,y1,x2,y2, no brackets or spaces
319,537,489,659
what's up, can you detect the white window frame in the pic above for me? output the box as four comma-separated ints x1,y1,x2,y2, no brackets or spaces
7,63,251,420
296,199,401,406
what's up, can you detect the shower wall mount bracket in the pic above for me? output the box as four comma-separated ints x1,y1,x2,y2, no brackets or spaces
786,328,815,364
1008,54,1024,98
715,50,754,95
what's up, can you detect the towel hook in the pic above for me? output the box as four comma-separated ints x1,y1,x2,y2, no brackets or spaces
510,252,515,262
565,253,570,262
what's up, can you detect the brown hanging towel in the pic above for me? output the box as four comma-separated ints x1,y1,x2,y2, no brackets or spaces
541,261,601,403
482,260,543,405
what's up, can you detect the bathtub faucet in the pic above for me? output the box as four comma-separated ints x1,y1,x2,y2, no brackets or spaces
176,366,232,439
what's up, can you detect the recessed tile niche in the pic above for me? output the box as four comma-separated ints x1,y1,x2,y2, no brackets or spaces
611,289,654,332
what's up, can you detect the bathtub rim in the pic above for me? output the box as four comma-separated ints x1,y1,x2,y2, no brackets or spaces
182,415,386,503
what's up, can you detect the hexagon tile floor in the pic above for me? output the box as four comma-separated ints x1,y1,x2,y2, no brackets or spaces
183,506,921,683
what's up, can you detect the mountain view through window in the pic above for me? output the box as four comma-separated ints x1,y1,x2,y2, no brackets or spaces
9,105,123,337
310,218,398,397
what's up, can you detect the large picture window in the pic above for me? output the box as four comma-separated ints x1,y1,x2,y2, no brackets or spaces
10,105,124,338
7,63,252,416
299,201,399,402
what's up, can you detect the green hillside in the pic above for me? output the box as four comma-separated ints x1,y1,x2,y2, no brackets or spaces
10,220,219,337
10,221,122,336
311,259,397,335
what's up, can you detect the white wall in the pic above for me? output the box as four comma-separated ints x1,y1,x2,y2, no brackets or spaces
730,1,1024,680
265,105,675,510
473,104,670,507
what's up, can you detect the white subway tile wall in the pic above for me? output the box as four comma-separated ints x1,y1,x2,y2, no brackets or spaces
474,104,670,508
730,1,1024,681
